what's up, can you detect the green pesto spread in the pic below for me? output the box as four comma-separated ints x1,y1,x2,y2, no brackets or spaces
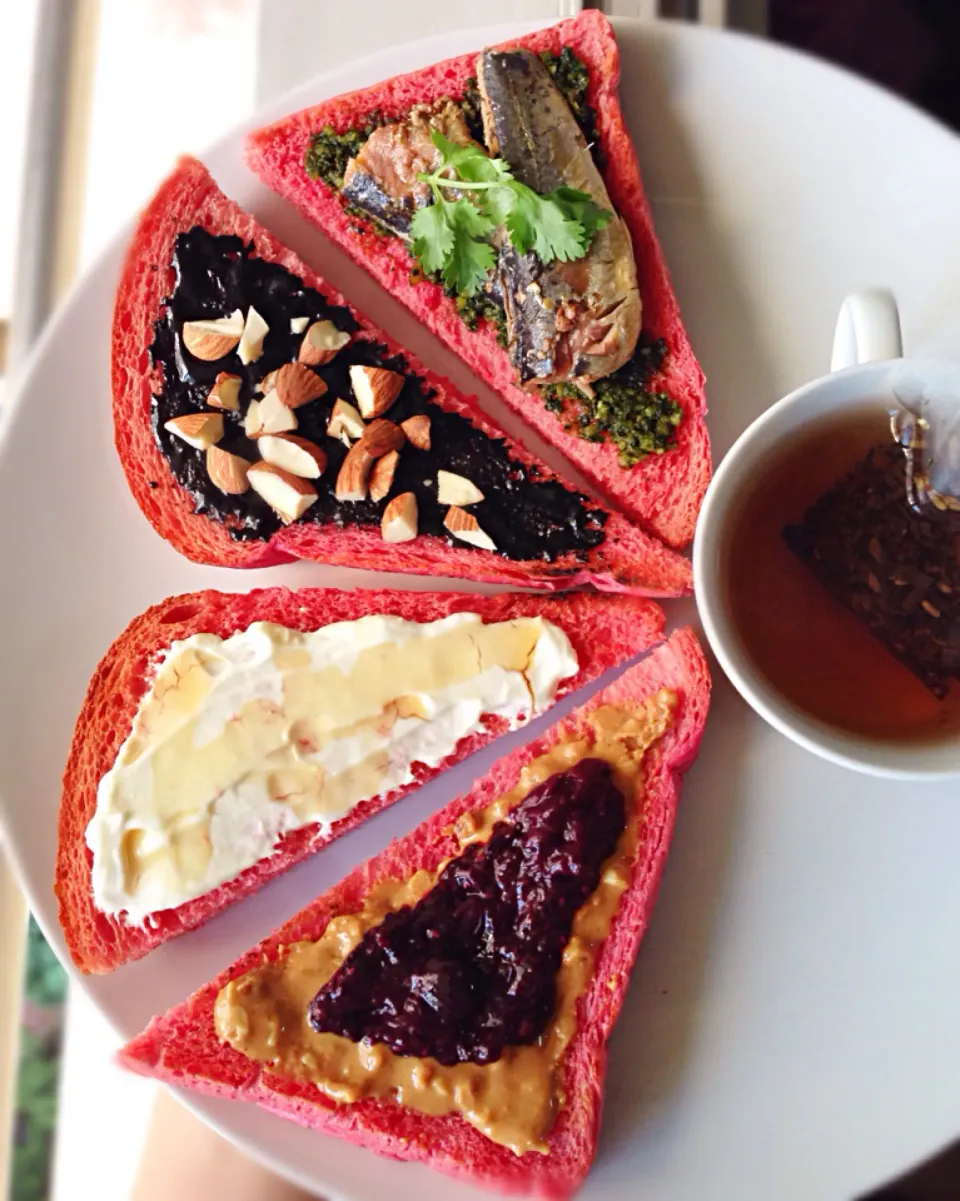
543,339,682,465
305,113,388,190
539,48,602,153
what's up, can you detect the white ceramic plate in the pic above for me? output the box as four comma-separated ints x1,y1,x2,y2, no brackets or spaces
5,18,960,1201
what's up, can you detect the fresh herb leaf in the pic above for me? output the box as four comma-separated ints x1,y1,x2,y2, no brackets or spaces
414,131,611,293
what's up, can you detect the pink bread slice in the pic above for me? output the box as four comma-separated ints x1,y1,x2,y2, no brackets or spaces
119,628,710,1197
56,585,666,975
115,155,692,597
245,11,710,548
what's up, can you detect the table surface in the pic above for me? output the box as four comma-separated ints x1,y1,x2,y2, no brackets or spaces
36,6,960,1201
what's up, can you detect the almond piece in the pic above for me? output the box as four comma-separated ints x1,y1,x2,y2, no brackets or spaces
361,418,405,459
181,310,244,361
350,364,404,418
327,398,365,442
444,506,497,552
206,446,250,495
275,361,327,409
256,369,278,396
248,462,317,524
244,399,263,438
164,412,224,450
401,415,431,451
437,470,484,506
382,492,418,543
206,372,242,411
299,320,351,366
335,442,375,502
258,434,327,479
290,316,310,334
258,391,298,435
239,306,269,365
369,449,399,502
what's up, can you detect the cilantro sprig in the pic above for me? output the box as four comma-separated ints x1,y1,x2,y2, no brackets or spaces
410,132,611,297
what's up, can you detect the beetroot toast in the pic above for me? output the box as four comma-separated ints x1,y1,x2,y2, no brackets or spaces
245,11,710,548
114,155,692,596
119,628,710,1197
56,585,667,975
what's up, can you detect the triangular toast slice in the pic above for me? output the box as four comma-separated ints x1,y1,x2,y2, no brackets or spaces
119,629,709,1197
245,11,710,548
114,156,691,595
57,586,666,974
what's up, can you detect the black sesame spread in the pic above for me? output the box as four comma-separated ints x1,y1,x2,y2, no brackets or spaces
307,757,625,1066
150,228,606,560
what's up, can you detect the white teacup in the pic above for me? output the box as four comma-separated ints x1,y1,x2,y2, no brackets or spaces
694,289,960,779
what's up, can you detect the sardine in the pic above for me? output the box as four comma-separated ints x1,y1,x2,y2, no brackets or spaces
477,49,641,387
342,99,474,239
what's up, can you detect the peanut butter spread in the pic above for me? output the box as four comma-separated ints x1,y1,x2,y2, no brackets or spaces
215,690,676,1155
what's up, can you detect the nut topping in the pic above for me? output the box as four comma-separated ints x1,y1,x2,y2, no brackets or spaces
382,492,418,543
275,362,327,409
289,316,310,334
444,506,497,552
181,310,244,361
248,462,317,524
368,450,399,502
299,320,351,367
350,364,404,418
258,391,298,435
437,470,484,506
163,412,224,450
206,446,251,495
238,306,269,365
206,372,242,411
243,399,263,438
360,418,405,459
327,398,365,443
258,434,328,480
335,442,375,502
401,415,431,450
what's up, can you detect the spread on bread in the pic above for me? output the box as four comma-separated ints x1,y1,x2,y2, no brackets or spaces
86,613,578,924
215,691,676,1154
304,46,683,466
151,228,610,555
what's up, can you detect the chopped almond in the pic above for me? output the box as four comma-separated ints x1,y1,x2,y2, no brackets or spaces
289,316,310,334
361,418,405,458
299,320,351,366
206,372,242,411
444,505,497,551
206,446,250,495
243,399,263,438
382,492,418,543
164,412,224,450
327,398,365,442
258,391,298,435
181,310,244,361
258,434,327,480
238,306,269,365
437,470,484,506
350,364,404,418
335,443,375,502
401,415,431,450
368,450,399,502
275,361,327,409
248,462,317,524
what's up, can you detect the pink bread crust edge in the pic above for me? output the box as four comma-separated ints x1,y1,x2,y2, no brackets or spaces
245,11,711,548
119,628,710,1197
56,587,666,974
114,154,692,596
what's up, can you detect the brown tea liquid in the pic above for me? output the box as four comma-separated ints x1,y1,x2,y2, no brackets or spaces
723,405,960,742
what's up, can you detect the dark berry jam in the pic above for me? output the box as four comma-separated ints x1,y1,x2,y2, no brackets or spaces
307,757,625,1066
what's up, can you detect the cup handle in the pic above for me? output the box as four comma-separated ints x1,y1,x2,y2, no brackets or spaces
830,288,903,372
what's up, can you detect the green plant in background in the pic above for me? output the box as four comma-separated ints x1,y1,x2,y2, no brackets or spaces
11,917,67,1201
